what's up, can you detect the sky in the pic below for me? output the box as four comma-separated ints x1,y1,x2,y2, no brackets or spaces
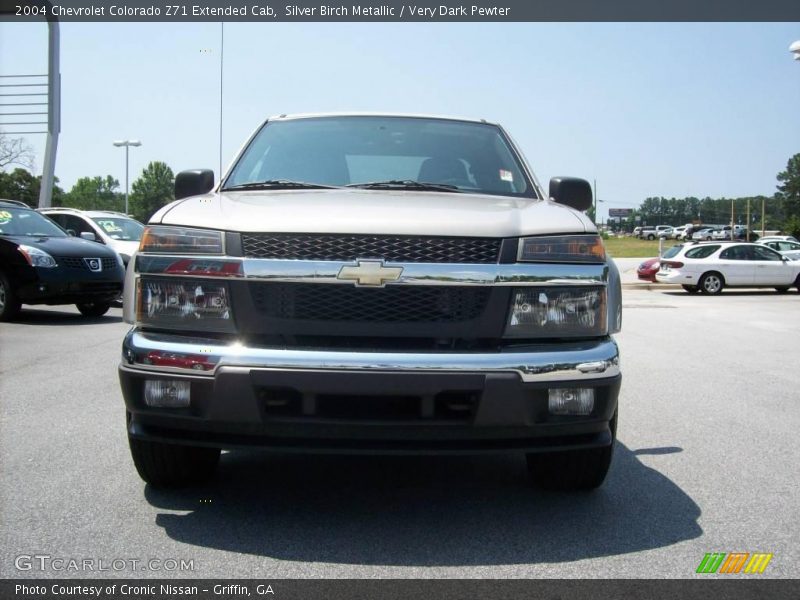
0,21,799,221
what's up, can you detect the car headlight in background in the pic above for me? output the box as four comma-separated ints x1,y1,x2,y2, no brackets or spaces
505,287,607,338
139,226,224,254
136,277,235,332
518,235,605,263
17,245,57,268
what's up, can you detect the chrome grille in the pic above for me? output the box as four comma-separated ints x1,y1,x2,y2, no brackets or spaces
241,234,501,264
250,283,490,323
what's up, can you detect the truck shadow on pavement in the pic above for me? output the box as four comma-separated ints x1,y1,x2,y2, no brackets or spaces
145,441,701,566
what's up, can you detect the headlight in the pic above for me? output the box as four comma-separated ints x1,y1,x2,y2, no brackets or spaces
18,245,57,268
136,277,235,332
505,287,607,338
518,235,605,263
139,226,223,254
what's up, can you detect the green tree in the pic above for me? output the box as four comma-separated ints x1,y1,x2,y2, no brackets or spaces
0,167,64,207
777,153,800,236
64,176,122,211
129,161,175,222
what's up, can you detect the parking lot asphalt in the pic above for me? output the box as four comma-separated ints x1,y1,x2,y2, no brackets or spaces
1,284,798,579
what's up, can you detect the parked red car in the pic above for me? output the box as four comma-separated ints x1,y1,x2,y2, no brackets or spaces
637,258,660,282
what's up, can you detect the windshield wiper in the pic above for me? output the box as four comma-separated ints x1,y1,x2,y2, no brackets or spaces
222,179,339,191
346,180,462,193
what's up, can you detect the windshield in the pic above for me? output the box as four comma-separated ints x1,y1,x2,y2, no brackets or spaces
0,208,67,237
91,216,145,241
224,116,535,197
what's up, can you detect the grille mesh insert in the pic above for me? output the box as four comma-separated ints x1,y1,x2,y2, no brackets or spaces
241,234,501,264
250,283,491,323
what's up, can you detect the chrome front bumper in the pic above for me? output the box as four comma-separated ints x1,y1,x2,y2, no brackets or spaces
121,329,619,384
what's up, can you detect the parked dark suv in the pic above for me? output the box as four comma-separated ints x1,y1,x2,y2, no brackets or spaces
0,200,125,320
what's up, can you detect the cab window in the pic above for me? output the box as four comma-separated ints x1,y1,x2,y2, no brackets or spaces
751,246,782,261
719,246,753,260
685,245,719,259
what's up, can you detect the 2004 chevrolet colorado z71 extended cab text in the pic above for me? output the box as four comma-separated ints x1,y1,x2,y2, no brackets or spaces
119,114,622,491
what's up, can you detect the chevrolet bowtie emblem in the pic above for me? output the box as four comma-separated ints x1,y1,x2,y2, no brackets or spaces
337,260,404,287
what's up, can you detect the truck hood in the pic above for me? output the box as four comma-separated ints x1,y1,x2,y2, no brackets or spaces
154,189,592,237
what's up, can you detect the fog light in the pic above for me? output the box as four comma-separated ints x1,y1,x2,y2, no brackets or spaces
144,380,190,408
548,388,594,415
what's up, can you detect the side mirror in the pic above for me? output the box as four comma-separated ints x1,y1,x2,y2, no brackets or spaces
175,169,215,200
80,231,98,242
549,177,593,212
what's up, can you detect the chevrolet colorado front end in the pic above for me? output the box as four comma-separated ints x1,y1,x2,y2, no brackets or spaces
119,114,622,491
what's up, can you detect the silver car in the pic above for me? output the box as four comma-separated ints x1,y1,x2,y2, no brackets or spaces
40,208,144,267
692,228,715,241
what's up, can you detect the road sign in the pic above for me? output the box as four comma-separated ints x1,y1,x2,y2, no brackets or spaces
608,208,632,217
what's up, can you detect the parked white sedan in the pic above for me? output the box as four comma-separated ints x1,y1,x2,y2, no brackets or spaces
655,242,800,294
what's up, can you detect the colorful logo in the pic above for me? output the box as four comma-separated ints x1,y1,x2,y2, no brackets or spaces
696,552,773,574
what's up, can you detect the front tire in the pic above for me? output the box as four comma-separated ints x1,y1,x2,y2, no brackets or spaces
527,413,616,492
128,436,220,487
699,272,724,294
0,271,21,322
76,301,111,317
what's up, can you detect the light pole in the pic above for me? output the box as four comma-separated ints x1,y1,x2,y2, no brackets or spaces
113,140,141,215
592,179,606,225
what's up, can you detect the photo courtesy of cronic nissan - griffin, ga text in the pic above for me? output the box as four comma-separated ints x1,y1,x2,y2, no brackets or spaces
118,114,622,491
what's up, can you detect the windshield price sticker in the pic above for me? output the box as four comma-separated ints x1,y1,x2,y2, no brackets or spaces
97,220,123,233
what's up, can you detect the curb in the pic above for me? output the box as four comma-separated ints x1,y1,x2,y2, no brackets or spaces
622,283,681,290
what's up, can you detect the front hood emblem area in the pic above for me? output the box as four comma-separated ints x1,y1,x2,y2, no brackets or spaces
336,260,403,287
84,258,103,272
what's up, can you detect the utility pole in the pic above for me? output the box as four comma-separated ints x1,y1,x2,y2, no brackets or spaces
746,199,750,241
38,21,60,208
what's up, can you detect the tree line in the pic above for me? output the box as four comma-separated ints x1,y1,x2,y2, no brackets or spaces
607,154,800,236
0,160,174,224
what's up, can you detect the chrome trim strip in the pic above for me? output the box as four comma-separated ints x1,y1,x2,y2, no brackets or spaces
121,330,619,384
242,260,607,286
136,255,607,287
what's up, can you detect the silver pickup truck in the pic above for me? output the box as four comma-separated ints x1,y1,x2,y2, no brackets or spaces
119,113,622,491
